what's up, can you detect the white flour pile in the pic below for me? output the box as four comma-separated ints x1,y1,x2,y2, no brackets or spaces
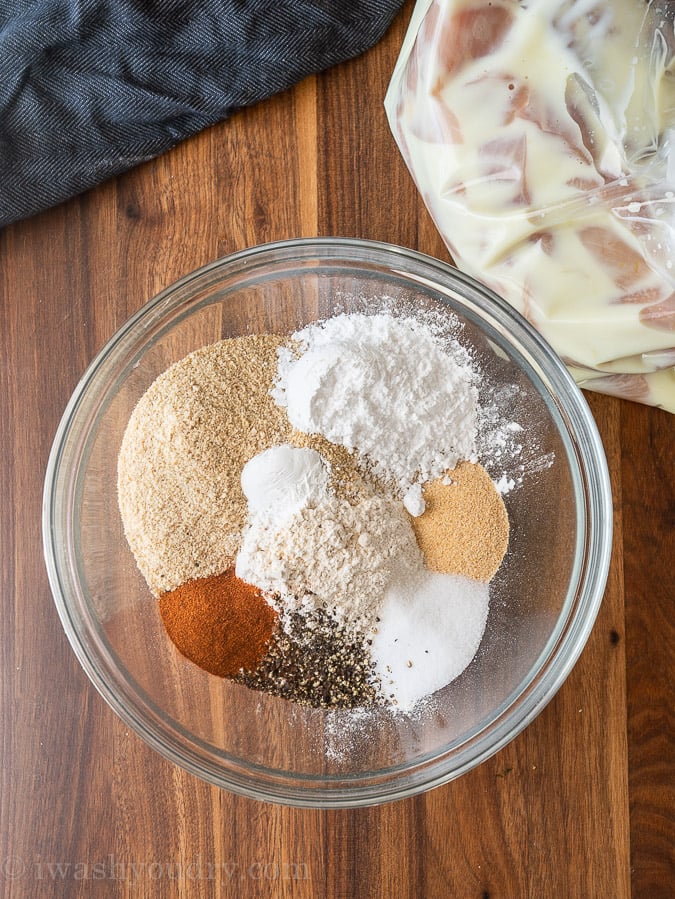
236,446,422,630
272,313,479,515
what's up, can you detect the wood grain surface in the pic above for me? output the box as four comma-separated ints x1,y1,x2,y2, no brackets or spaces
1,3,673,896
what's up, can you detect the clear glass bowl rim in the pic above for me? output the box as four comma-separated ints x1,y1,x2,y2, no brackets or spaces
43,237,613,807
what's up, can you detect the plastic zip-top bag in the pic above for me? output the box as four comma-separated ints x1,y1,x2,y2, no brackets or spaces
385,0,675,412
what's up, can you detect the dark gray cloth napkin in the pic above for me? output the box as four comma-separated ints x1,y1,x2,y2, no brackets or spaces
0,0,404,227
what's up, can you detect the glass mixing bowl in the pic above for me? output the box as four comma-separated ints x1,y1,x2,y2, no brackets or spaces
43,238,612,807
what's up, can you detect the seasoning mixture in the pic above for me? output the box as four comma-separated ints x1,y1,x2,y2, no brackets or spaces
118,311,514,712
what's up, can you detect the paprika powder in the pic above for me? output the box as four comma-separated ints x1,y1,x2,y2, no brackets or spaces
158,568,278,678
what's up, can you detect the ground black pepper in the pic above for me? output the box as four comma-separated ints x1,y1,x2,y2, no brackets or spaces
235,608,382,709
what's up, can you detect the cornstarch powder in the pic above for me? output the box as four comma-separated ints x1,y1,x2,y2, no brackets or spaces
272,313,478,510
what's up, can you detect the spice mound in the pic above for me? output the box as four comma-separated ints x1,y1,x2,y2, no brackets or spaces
411,461,509,582
117,334,291,596
158,569,278,678
118,311,517,712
